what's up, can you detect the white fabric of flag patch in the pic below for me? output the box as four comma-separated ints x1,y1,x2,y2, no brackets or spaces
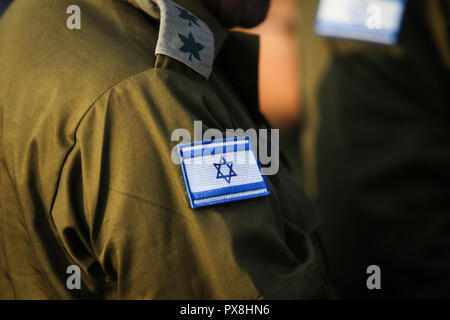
315,0,407,45
177,137,271,209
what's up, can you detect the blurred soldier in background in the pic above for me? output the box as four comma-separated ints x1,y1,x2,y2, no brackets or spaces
298,0,450,298
237,0,304,178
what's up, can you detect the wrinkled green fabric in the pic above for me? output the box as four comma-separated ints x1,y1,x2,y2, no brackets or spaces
0,0,328,299
299,0,450,298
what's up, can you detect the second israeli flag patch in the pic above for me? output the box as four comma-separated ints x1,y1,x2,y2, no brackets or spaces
315,0,407,45
178,137,270,209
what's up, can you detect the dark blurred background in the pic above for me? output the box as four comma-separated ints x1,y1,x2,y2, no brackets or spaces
0,0,12,16
247,0,450,299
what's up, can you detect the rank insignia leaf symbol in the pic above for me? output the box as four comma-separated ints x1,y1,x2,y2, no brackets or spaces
176,6,200,27
213,156,237,184
178,32,204,61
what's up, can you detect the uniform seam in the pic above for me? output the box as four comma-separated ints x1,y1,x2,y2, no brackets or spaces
48,67,157,216
48,63,211,288
48,56,211,219
47,67,158,288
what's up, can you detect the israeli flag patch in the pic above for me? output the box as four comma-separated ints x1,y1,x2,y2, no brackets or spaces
315,0,407,45
178,137,270,209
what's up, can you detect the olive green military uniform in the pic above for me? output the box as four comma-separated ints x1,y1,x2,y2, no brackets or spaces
299,0,450,298
0,0,329,299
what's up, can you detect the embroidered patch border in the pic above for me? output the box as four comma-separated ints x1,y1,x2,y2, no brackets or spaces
177,137,271,209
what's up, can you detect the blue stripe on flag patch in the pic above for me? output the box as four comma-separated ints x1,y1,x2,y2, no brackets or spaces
177,136,270,209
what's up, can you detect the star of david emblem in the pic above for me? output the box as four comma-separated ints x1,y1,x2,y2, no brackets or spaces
213,156,237,184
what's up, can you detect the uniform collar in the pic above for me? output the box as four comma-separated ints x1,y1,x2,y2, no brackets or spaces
125,0,228,58
125,0,260,111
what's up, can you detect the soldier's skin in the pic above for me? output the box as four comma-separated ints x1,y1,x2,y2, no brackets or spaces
298,0,450,298
0,0,329,299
